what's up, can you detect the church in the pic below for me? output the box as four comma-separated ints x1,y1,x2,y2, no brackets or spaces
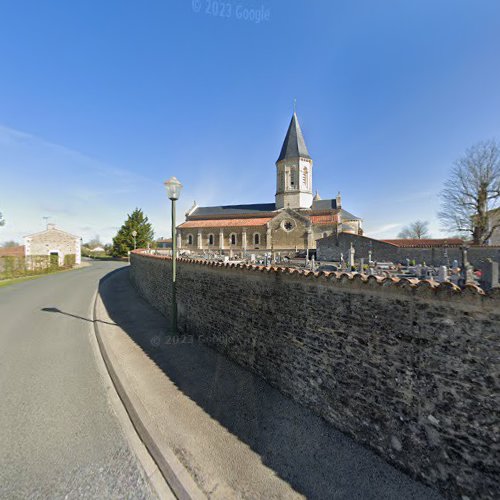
177,112,363,255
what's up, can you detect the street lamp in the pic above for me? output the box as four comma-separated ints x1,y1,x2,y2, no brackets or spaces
164,176,183,335
132,230,137,250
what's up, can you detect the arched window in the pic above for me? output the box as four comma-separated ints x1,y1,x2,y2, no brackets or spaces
254,233,260,245
303,167,308,187
230,233,237,245
187,234,193,245
208,234,214,246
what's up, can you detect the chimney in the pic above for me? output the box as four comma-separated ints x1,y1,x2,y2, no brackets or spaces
336,192,342,209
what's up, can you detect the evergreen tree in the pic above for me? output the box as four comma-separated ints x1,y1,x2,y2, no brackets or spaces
111,208,154,257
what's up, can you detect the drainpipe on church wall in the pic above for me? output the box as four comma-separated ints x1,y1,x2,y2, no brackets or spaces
176,231,182,252
242,230,247,257
219,230,224,252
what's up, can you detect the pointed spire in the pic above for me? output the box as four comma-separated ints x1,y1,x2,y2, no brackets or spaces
277,113,311,162
313,190,321,201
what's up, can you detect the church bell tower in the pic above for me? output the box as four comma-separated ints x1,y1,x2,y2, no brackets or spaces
275,112,313,210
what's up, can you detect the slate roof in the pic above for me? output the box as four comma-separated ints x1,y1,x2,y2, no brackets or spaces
277,113,311,162
311,198,337,211
190,203,276,217
188,201,361,223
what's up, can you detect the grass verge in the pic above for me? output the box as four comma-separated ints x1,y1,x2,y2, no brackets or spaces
0,265,85,288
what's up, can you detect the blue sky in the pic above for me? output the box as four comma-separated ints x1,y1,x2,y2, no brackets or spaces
1,0,499,244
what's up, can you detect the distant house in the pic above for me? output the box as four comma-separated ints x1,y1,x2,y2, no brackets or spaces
24,224,81,266
0,245,25,258
156,238,172,249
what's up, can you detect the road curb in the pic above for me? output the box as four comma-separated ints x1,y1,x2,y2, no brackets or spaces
93,287,206,500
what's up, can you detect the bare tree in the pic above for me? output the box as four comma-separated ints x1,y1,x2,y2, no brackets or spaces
84,235,103,249
398,220,430,239
439,140,500,244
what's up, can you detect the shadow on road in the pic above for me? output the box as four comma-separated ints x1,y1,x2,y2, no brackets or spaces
41,307,117,326
98,267,441,500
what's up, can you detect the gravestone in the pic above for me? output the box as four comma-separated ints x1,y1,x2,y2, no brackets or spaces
348,243,355,269
438,266,448,283
477,259,499,290
415,264,423,278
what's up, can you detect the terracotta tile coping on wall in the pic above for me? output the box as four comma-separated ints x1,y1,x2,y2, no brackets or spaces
131,250,500,301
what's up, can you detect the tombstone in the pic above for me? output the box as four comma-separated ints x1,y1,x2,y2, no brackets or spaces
348,243,355,269
461,246,469,281
405,258,410,268
250,254,256,263
359,258,364,273
311,255,315,271
367,267,375,276
223,256,230,263
477,259,499,290
415,264,422,278
437,266,448,283
465,266,476,285
368,250,373,264
452,259,459,269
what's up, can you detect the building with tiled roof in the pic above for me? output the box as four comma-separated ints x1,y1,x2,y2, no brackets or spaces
177,112,362,254
24,223,81,265
0,245,25,257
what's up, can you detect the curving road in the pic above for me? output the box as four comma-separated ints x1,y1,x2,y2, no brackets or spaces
0,261,154,499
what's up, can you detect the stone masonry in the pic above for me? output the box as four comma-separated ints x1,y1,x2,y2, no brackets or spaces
130,252,500,499
24,224,81,265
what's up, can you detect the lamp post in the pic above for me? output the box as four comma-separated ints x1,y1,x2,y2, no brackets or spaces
164,176,183,335
132,230,137,250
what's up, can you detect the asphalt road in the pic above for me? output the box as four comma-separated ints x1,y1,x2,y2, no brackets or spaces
0,261,155,499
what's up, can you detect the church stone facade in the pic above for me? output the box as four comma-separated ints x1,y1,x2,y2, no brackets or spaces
177,112,362,255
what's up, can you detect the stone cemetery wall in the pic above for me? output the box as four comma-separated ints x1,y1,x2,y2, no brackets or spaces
317,232,500,268
130,252,500,499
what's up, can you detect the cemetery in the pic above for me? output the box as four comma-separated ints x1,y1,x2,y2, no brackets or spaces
158,232,500,292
